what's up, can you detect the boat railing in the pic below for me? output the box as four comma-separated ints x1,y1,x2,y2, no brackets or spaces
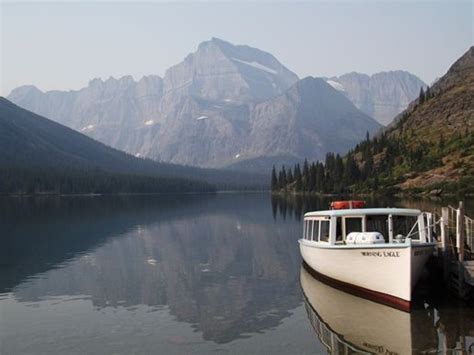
415,212,442,243
303,301,371,354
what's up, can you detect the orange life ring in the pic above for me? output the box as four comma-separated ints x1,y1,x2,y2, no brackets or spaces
330,200,366,210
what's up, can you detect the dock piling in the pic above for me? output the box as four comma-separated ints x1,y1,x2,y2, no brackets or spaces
433,202,472,299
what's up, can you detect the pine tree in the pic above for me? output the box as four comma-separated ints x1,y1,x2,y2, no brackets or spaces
335,154,344,180
419,87,425,104
271,165,278,191
425,86,431,100
294,164,302,191
363,150,374,180
344,154,359,184
287,169,294,184
279,166,287,189
302,159,309,189
309,163,317,191
316,162,325,192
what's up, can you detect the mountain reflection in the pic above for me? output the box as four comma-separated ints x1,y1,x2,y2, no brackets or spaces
0,194,302,344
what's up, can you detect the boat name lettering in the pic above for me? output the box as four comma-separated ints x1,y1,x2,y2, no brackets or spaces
361,251,400,257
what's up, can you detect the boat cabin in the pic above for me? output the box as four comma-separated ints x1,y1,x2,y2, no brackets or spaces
302,207,434,245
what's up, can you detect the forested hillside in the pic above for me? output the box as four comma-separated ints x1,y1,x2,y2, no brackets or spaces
272,47,474,196
0,98,263,194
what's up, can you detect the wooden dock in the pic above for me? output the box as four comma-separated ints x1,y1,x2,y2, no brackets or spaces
433,201,474,298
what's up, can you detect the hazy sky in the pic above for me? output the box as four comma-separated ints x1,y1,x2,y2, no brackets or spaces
1,1,473,96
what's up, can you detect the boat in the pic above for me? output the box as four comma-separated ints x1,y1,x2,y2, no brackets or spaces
298,201,437,311
300,266,438,354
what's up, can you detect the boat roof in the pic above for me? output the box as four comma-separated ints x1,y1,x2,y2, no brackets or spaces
304,208,421,218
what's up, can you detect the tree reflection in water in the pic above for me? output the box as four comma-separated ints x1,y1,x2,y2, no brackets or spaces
271,193,474,221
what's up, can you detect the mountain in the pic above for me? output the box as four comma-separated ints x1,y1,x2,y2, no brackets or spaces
241,77,380,164
275,47,474,195
162,37,299,102
0,98,266,194
7,38,380,170
8,75,164,153
325,71,427,126
148,76,380,170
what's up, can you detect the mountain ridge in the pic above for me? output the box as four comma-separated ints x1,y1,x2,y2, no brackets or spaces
325,70,427,125
8,38,423,171
0,97,267,193
161,37,299,102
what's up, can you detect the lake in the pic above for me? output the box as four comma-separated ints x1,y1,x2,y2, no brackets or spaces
1,193,473,354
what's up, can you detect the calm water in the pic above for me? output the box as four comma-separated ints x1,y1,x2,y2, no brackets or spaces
0,193,472,354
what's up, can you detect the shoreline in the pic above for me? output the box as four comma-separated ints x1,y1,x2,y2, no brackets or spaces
270,190,473,198
0,190,271,198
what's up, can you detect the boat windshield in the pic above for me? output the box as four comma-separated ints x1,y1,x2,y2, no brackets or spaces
366,215,389,241
393,215,419,240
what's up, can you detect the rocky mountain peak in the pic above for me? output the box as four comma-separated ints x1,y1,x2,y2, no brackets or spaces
162,38,299,102
292,76,334,93
86,75,137,91
451,46,473,71
433,46,473,91
8,85,43,100
287,76,367,115
325,71,427,126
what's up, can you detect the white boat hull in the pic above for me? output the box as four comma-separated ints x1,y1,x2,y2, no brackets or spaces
299,240,435,307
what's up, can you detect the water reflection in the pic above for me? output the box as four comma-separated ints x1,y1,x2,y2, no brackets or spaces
271,194,474,221
1,194,473,354
300,265,474,353
0,194,302,346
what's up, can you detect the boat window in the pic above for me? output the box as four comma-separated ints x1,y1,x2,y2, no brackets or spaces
336,218,343,242
366,215,389,241
312,220,320,241
393,215,419,240
320,221,330,242
345,217,363,235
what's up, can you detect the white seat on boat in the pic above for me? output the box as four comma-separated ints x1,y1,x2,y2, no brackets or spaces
346,232,385,244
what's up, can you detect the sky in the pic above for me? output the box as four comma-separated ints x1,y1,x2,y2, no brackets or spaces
1,1,473,96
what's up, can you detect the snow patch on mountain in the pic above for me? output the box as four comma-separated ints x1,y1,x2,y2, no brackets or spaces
231,58,278,75
81,124,94,131
326,80,345,91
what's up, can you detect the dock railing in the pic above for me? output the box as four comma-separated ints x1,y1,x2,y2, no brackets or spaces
436,202,473,297
445,202,473,260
